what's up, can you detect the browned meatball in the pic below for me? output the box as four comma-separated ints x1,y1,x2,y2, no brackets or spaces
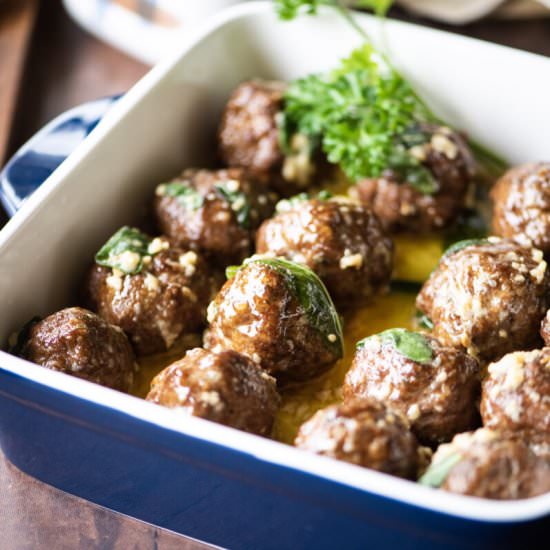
146,348,280,436
481,349,550,434
204,257,343,384
350,125,476,233
256,198,393,304
154,168,276,265
294,398,421,479
420,428,550,499
87,232,220,356
218,80,317,194
541,310,550,346
491,163,550,255
417,238,549,362
19,307,136,392
343,329,480,446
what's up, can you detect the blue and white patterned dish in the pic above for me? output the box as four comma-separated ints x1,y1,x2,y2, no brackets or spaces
0,4,549,548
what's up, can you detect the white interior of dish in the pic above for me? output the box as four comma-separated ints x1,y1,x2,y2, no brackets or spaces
0,1,549,522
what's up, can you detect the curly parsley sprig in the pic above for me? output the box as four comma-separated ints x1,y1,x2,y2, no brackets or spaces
274,0,507,191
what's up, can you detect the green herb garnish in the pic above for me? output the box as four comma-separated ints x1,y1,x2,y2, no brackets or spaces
357,328,433,364
442,238,488,260
225,265,239,279
415,311,434,331
231,256,344,357
275,1,507,190
215,181,251,228
95,226,152,274
419,452,463,488
8,316,41,356
275,190,333,213
161,182,204,210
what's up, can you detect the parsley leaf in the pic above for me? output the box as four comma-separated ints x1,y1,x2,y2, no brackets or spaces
214,181,251,229
95,226,153,274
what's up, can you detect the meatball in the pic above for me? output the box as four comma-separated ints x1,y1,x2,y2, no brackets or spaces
350,125,475,233
491,163,550,255
256,197,393,304
19,307,136,392
154,168,276,265
218,80,317,193
343,329,480,446
417,238,549,362
294,398,421,479
420,428,550,499
87,230,219,355
541,310,550,346
204,257,343,384
481,349,550,434
146,348,280,436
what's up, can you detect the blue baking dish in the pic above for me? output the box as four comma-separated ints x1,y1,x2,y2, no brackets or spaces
0,3,549,548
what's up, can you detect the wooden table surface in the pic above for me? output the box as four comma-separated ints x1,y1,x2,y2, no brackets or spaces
0,1,549,548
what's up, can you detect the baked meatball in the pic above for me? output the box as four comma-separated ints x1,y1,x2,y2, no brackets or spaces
154,168,276,265
491,163,550,255
420,428,550,499
343,329,480,446
146,348,280,436
294,398,421,479
256,197,393,304
417,238,549,362
19,307,136,392
481,349,550,434
204,257,343,384
218,80,317,193
87,229,220,356
350,125,476,233
541,310,550,346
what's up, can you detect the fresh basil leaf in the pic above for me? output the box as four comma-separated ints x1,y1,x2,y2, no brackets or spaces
161,181,204,211
442,238,488,260
95,226,152,275
215,181,251,229
357,328,433,365
419,452,463,488
244,256,344,357
8,317,41,356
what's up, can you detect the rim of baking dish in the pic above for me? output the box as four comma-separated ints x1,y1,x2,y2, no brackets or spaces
0,1,549,523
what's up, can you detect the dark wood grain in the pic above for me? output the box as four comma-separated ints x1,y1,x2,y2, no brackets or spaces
0,2,549,548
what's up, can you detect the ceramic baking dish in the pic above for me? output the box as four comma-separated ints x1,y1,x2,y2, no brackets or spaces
0,3,549,548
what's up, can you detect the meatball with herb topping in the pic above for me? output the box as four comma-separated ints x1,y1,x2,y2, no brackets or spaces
154,168,276,265
416,238,549,362
218,80,318,193
19,307,136,392
255,196,393,305
343,329,480,446
294,398,423,479
351,125,476,233
491,163,550,255
87,227,220,356
480,348,550,434
146,348,280,436
420,428,550,499
204,257,343,384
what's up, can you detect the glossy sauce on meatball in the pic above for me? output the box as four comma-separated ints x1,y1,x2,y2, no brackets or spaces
256,197,393,304
20,307,136,392
204,258,343,384
421,428,550,499
491,162,550,255
481,348,550,434
417,238,549,362
146,348,280,436
87,234,220,356
294,398,422,479
343,329,480,446
351,125,476,233
154,168,276,265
